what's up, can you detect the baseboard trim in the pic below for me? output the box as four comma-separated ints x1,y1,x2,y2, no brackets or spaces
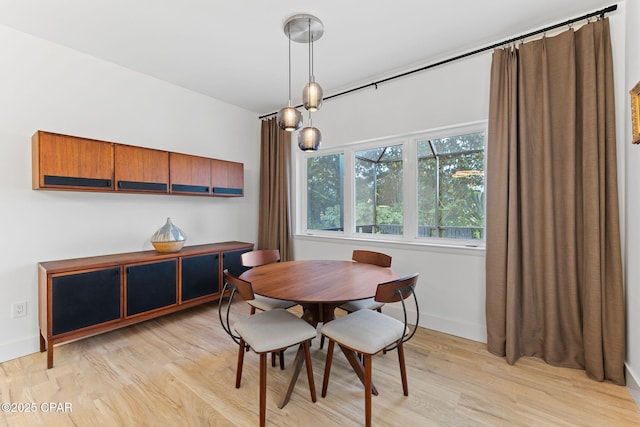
382,305,487,343
0,334,40,364
626,364,640,409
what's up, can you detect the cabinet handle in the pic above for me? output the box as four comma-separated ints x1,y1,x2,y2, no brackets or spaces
118,181,168,192
171,184,210,193
44,175,112,189
212,187,243,195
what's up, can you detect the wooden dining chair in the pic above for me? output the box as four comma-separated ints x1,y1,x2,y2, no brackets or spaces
339,250,392,313
319,249,393,350
241,249,297,369
219,270,317,427
320,273,419,427
241,249,297,313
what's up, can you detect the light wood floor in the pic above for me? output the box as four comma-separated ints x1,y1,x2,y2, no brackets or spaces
1,303,639,426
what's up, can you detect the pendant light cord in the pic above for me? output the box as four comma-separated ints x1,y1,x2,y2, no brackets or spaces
307,17,313,125
308,18,312,84
287,25,292,106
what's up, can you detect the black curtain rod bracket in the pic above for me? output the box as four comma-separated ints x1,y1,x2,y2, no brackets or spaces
259,4,617,120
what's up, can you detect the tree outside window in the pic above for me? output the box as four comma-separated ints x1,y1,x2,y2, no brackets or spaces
355,145,403,235
417,132,484,239
301,124,486,243
307,153,344,231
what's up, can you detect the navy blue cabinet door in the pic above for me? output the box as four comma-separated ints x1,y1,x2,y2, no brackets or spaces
223,248,252,277
181,253,220,302
126,260,177,316
52,267,121,335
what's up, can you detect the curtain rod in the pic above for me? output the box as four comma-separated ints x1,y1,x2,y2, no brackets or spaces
259,4,617,120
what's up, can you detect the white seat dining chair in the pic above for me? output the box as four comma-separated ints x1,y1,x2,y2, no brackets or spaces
319,249,393,350
241,249,297,314
218,270,317,427
338,249,392,313
241,249,297,369
320,273,419,427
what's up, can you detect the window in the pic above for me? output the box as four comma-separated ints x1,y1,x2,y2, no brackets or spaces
417,132,485,240
306,153,344,231
299,122,486,245
355,145,403,236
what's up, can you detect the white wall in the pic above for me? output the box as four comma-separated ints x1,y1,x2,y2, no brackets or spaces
0,25,260,362
293,5,630,358
293,52,493,342
624,0,640,405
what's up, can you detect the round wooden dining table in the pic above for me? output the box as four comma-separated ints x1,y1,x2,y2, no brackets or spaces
240,259,398,408
240,259,398,326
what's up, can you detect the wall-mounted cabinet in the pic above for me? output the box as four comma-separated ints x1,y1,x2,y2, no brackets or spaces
32,130,244,197
211,159,244,196
38,241,253,368
115,145,169,193
170,152,211,195
32,131,114,191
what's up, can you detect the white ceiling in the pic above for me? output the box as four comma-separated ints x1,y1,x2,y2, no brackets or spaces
0,0,617,115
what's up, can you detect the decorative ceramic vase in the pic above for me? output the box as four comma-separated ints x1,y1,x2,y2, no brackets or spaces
151,217,186,252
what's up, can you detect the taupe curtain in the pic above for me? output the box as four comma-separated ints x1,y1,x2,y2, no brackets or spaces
485,19,625,385
258,118,293,261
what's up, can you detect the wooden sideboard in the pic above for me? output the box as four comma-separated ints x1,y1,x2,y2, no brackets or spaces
38,241,253,368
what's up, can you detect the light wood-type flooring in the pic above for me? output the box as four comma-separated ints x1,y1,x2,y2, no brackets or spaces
1,302,639,426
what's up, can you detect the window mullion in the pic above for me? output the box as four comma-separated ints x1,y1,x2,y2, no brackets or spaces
343,149,354,236
404,139,418,239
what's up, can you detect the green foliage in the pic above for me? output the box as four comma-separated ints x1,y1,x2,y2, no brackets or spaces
306,132,485,239
307,154,344,230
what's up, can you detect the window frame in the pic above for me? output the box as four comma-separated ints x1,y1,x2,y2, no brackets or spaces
294,120,487,249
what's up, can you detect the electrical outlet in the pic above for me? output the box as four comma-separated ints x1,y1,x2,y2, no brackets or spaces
12,301,26,318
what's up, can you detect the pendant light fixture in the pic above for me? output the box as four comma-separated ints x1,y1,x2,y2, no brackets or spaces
277,14,324,151
276,21,302,131
302,18,323,112
298,117,322,151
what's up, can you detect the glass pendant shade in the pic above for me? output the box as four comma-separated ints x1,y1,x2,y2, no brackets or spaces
277,106,302,131
303,81,323,112
298,126,322,151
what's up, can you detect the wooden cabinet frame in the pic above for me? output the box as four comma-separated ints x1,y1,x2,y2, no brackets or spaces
38,241,253,368
32,130,244,197
115,145,170,193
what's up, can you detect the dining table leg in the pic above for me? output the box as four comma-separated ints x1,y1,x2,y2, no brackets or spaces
278,302,378,408
278,302,323,409
277,345,305,409
338,344,378,396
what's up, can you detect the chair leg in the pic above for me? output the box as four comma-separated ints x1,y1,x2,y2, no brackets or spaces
321,339,335,397
397,343,408,396
271,352,276,367
250,306,256,315
320,334,325,349
236,341,246,389
279,350,285,370
364,354,372,427
303,341,317,402
259,353,267,427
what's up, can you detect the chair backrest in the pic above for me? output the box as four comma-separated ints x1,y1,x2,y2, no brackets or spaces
352,250,392,268
241,249,281,268
223,269,255,301
219,270,255,345
374,273,420,347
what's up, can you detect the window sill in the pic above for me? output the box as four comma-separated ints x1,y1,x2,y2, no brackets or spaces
294,232,486,256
